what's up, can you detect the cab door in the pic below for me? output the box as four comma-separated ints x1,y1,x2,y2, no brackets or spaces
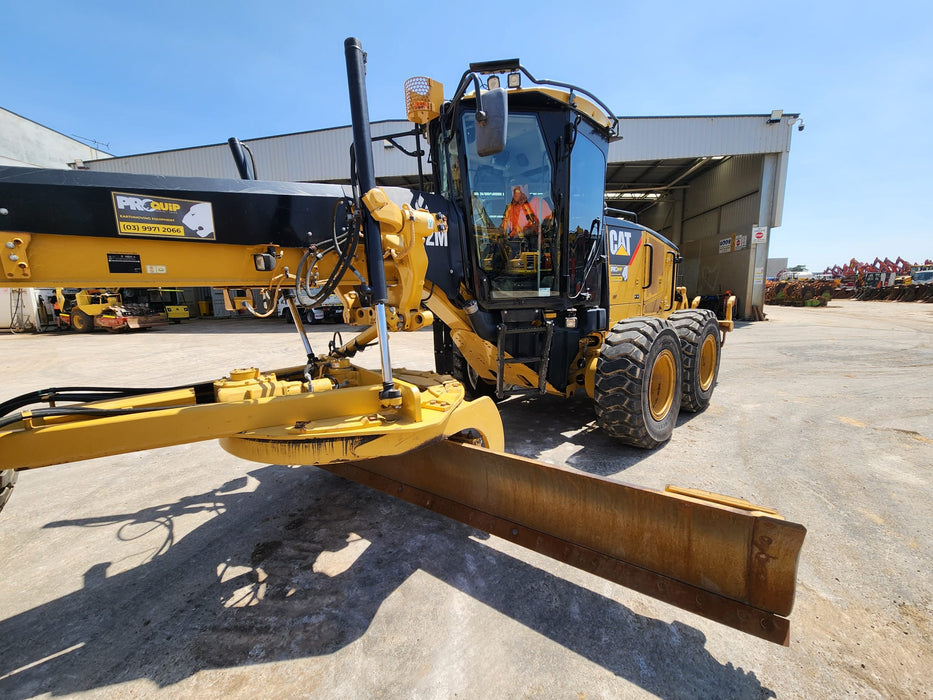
639,232,678,317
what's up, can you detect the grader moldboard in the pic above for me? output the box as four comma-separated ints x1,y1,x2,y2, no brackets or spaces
0,38,805,645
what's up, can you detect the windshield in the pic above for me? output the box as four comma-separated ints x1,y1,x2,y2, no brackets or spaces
461,112,557,299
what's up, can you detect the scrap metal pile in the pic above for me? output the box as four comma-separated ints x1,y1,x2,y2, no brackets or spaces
765,280,836,306
854,283,933,302
766,256,933,306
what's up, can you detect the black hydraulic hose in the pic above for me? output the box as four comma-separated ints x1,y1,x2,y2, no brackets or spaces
0,386,166,417
569,222,605,301
0,405,177,431
0,382,216,418
295,199,357,310
308,200,359,303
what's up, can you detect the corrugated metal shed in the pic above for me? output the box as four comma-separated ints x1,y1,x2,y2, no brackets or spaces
84,120,422,184
612,115,796,161
82,114,799,239
83,114,797,188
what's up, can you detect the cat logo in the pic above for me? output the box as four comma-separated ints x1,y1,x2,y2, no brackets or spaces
609,228,632,256
607,227,643,274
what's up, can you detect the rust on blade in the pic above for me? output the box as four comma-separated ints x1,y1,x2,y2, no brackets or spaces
322,440,806,645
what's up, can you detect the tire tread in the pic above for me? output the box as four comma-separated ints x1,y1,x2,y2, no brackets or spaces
594,317,682,449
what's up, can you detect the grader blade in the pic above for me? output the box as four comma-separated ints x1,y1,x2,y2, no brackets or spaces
323,440,806,645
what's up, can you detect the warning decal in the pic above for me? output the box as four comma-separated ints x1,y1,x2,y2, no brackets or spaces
107,253,142,274
112,192,216,240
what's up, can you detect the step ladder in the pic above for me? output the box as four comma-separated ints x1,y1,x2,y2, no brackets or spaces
495,319,555,399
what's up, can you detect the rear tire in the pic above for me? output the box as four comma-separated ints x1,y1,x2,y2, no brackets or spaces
594,317,682,449
669,309,721,413
0,469,17,515
71,310,94,333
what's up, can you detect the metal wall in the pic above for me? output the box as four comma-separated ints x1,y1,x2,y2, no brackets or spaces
0,287,55,331
85,115,796,183
612,115,797,161
682,155,764,316
639,154,773,316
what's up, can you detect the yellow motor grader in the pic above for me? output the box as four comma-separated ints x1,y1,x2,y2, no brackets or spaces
0,38,803,645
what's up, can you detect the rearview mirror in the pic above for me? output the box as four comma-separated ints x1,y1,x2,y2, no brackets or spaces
476,88,508,156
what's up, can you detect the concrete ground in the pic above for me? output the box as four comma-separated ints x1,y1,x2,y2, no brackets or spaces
0,299,930,698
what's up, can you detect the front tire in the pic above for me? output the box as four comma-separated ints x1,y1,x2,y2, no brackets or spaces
0,469,17,515
71,310,94,333
452,346,498,401
594,317,683,449
669,309,721,413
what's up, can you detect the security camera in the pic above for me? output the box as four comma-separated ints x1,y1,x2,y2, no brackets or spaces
798,121,805,132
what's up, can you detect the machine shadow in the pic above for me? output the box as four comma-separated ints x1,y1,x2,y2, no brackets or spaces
0,464,773,699
497,393,632,473
497,393,710,476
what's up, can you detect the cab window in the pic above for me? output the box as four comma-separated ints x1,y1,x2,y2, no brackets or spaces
567,133,606,295
461,112,557,299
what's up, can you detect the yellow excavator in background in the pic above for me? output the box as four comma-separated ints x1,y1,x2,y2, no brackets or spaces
0,39,803,645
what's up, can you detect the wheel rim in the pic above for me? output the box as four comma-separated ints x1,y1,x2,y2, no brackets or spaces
698,334,718,391
648,349,677,421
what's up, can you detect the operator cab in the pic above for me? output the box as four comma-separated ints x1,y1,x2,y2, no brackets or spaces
430,62,617,311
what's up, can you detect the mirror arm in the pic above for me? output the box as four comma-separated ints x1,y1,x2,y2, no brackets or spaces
447,72,489,125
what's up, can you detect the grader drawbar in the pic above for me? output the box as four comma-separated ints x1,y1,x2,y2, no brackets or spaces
0,38,805,645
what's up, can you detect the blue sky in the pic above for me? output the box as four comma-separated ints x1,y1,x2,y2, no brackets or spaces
3,1,931,272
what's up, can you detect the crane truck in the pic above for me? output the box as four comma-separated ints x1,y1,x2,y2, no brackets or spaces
0,39,804,645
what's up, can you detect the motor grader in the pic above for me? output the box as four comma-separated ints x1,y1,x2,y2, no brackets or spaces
0,38,803,645
416,61,734,450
